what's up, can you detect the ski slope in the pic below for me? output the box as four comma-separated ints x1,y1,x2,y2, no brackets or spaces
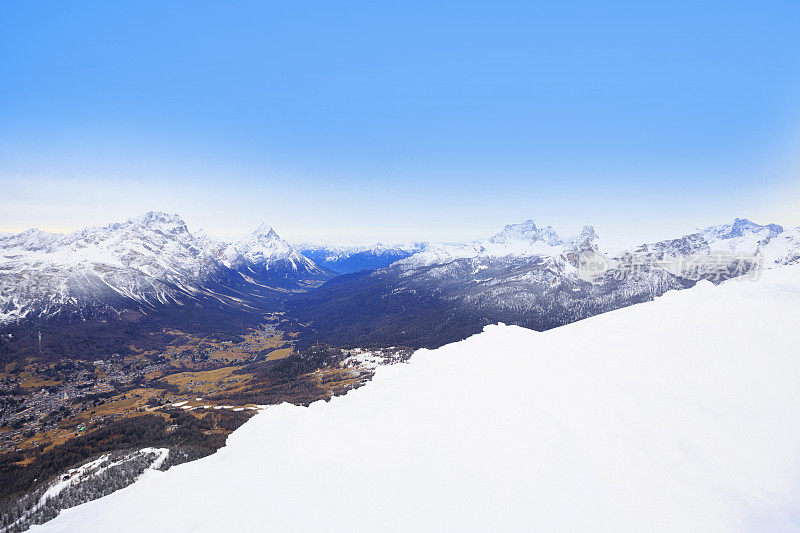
34,265,800,532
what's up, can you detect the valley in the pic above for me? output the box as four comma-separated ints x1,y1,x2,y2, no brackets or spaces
0,313,411,528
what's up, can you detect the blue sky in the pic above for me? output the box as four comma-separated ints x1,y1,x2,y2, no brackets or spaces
1,1,799,246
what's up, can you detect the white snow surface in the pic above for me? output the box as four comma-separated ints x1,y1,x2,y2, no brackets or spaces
34,265,800,532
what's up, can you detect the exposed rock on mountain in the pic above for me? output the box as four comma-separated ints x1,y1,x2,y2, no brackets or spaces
0,213,330,325
287,218,798,349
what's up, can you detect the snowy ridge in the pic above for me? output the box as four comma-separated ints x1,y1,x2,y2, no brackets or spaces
0,213,217,322
398,220,573,268
284,217,800,349
2,213,798,325
34,264,800,532
399,217,799,271
759,226,800,265
0,213,328,323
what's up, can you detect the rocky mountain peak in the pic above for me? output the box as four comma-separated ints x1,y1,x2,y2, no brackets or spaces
569,225,598,250
703,218,784,241
249,223,280,240
490,220,562,246
129,212,188,232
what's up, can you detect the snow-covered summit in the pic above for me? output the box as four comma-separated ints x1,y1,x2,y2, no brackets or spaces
489,219,563,247
562,225,601,268
398,220,576,268
758,226,800,266
0,212,220,322
0,212,207,273
397,216,799,273
225,223,292,263
702,217,783,241
223,223,324,275
247,222,281,243
698,217,786,257
0,213,329,323
565,225,598,252
127,211,188,231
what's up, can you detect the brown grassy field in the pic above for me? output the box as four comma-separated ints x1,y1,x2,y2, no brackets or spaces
0,323,357,464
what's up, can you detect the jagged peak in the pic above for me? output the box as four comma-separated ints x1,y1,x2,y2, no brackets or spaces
248,223,280,240
490,219,563,246
0,227,60,251
131,211,185,224
568,225,599,249
702,218,783,240
126,212,188,233
2,227,52,238
224,222,300,267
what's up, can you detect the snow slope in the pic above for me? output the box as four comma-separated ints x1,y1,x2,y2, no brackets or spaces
34,264,800,532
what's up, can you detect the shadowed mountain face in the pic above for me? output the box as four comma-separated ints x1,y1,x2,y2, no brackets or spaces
287,218,799,349
2,214,799,359
286,256,695,350
0,213,333,363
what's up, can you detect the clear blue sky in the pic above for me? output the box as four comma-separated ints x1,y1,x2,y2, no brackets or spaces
1,1,799,246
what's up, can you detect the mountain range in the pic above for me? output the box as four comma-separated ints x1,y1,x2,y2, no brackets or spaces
298,243,426,274
0,212,331,325
1,212,798,357
287,217,800,348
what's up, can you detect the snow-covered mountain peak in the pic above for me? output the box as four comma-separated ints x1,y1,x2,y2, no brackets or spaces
490,220,563,246
126,211,189,234
0,227,60,251
0,213,224,322
699,218,785,257
758,226,800,265
221,223,327,278
0,213,335,323
228,223,293,262
561,225,601,271
249,222,279,240
702,218,783,241
567,225,599,250
192,228,211,243
398,219,570,269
